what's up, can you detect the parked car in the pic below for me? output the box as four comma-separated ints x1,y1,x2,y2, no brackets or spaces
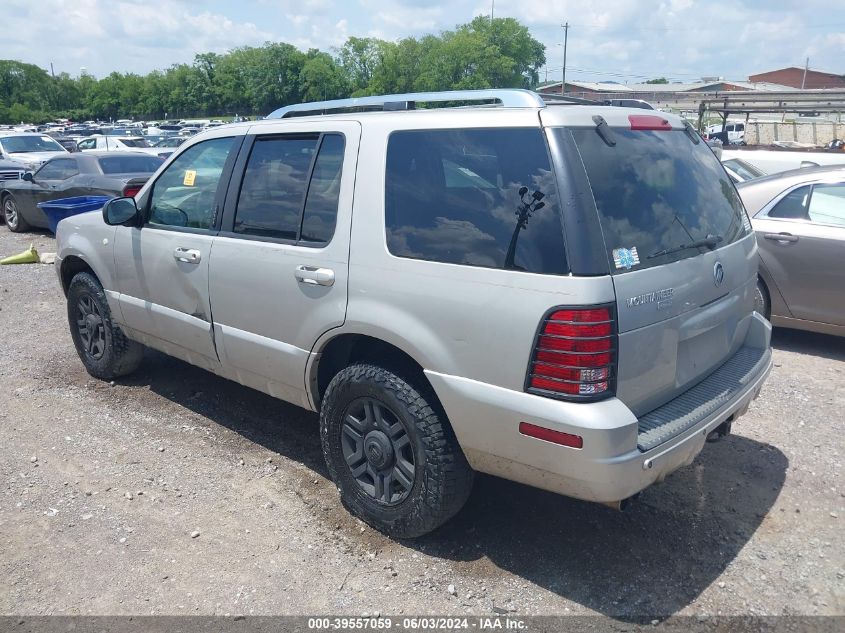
722,157,766,183
52,137,80,153
722,148,845,174
1,151,162,232
55,89,771,537
76,135,166,157
0,132,69,171
737,165,845,337
707,122,745,144
153,137,186,148
0,159,26,182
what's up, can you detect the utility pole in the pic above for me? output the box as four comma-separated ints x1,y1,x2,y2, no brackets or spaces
801,57,809,89
561,22,569,95
491,0,494,24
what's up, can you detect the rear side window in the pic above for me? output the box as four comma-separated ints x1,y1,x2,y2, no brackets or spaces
385,128,567,274
566,128,748,273
234,133,344,244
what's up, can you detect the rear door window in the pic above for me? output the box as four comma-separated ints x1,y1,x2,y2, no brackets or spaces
565,127,748,273
385,128,567,274
233,133,345,244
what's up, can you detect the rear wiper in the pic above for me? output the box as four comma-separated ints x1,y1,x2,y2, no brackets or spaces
647,233,723,259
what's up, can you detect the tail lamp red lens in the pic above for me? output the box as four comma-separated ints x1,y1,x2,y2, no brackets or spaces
123,185,142,197
526,306,616,400
519,422,583,449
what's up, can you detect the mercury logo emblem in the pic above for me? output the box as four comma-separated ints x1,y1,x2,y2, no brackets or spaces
714,262,725,287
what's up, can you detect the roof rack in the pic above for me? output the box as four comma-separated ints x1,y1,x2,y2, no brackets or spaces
267,89,546,119
540,93,604,106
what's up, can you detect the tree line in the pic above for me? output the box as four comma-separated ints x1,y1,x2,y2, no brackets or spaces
0,16,545,125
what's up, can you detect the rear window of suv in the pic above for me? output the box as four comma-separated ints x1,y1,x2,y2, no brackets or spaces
385,128,567,275
563,127,748,273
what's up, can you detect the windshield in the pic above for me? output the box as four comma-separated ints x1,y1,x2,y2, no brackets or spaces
98,155,163,174
0,135,65,153
723,158,765,181
563,127,749,273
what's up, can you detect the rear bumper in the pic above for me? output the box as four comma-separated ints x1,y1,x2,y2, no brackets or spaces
426,312,772,504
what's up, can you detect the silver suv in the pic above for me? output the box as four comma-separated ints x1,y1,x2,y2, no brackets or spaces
55,90,772,537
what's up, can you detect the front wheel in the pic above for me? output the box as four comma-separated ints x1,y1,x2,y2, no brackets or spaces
67,272,144,380
320,363,474,538
2,194,29,232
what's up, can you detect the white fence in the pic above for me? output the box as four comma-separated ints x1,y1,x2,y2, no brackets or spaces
745,121,842,146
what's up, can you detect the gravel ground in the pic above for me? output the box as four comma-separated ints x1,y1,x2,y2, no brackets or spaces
0,227,842,620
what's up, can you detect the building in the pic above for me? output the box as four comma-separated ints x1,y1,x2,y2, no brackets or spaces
748,67,845,89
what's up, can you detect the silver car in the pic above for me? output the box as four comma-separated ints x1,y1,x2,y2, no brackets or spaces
738,165,845,337
55,90,772,537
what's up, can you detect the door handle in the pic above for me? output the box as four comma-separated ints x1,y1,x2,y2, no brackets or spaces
295,265,335,287
173,247,202,264
763,232,799,244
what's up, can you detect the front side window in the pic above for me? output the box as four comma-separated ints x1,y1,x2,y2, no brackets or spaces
149,137,235,230
36,158,77,180
385,128,567,274
77,139,96,151
808,183,845,227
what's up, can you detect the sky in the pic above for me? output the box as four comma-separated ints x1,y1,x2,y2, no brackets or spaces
4,0,844,83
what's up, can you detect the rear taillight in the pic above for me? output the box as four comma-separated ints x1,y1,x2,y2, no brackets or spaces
526,305,616,400
123,185,142,197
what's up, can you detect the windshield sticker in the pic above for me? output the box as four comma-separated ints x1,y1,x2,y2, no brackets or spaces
183,170,196,186
613,247,640,270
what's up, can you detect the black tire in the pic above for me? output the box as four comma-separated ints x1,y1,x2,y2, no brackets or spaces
320,363,474,538
2,194,30,233
754,277,771,320
67,272,144,380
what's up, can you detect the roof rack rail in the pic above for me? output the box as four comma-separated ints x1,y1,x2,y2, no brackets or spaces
540,93,604,106
267,89,546,119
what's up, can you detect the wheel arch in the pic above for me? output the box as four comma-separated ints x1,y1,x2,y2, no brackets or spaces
309,333,438,413
59,255,101,297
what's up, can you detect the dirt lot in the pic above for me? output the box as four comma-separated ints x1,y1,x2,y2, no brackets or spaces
0,227,842,620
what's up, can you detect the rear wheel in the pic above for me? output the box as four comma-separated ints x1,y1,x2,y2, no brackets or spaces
320,363,474,538
754,277,771,320
67,272,144,379
2,194,29,232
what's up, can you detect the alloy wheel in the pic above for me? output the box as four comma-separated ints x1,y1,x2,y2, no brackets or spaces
76,294,106,359
341,397,416,505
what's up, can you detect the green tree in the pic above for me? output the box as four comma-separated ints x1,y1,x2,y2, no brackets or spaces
645,77,669,84
300,50,349,102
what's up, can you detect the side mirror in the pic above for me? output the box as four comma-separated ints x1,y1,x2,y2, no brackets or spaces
103,196,140,226
22,172,33,182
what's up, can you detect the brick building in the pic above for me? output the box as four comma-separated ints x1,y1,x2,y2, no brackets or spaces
748,67,845,89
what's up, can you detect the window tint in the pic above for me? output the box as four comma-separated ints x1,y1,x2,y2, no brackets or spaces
234,136,318,239
769,186,810,219
385,128,567,274
77,138,96,151
99,155,163,174
808,183,845,227
567,128,748,273
301,134,344,244
149,137,234,230
36,158,77,180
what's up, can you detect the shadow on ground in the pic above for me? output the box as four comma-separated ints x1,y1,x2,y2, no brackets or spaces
771,328,845,362
122,350,788,621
